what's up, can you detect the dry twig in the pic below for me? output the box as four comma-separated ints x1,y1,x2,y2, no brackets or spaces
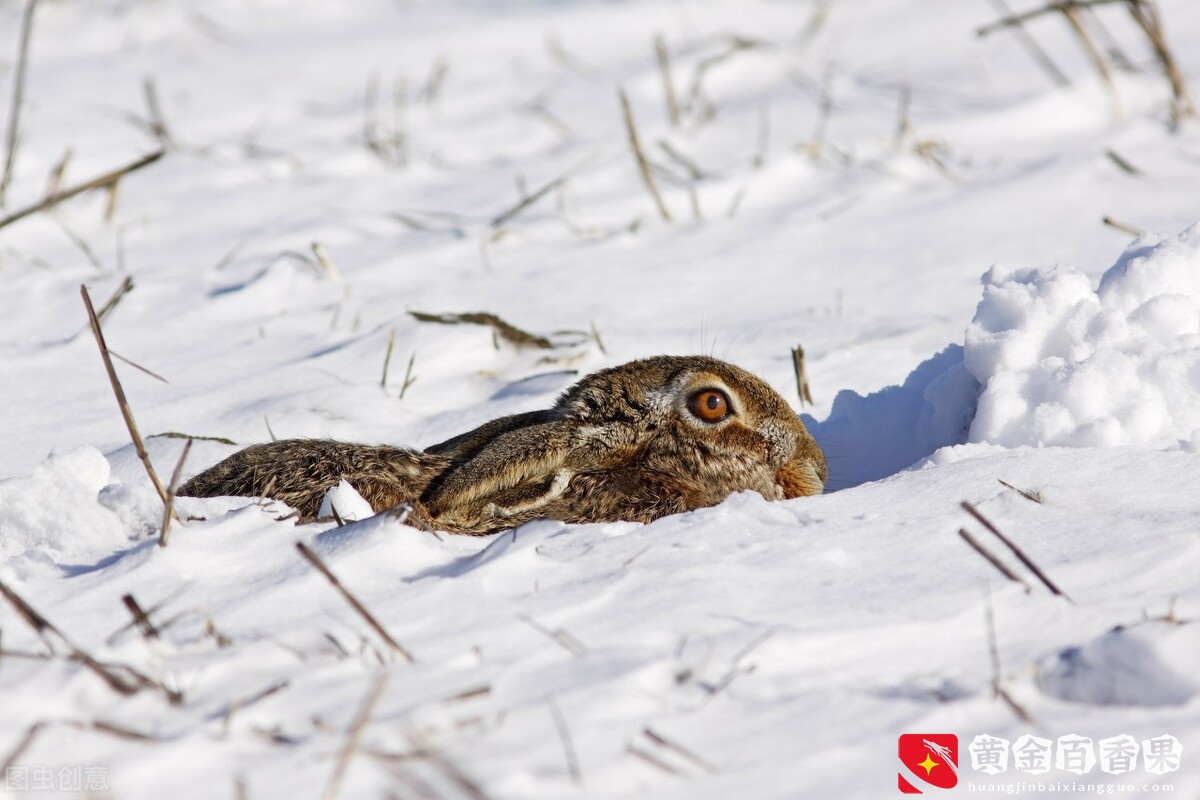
1102,215,1143,236
790,345,814,407
548,698,581,783
296,542,414,663
0,578,181,703
0,150,164,231
958,528,1031,591
325,673,389,800
0,0,40,207
997,479,1044,504
618,88,672,222
984,0,1071,86
654,35,681,128
159,438,192,547
82,284,176,517
121,594,159,640
1126,0,1196,124
408,310,553,350
962,501,1072,602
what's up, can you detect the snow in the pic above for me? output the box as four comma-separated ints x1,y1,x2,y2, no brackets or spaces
2,0,1200,797
967,226,1200,449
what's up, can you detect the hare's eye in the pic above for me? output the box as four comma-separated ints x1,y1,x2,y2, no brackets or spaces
688,389,731,422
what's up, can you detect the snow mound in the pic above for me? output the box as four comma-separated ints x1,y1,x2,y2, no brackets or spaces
813,224,1200,489
966,225,1200,449
1037,622,1200,707
0,446,132,580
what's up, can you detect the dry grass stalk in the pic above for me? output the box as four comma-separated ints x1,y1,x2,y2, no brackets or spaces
402,734,493,800
105,585,189,645
1126,0,1196,124
90,720,160,742
997,479,1044,504
644,727,716,773
311,242,344,284
398,351,417,399
958,528,1031,591
49,214,107,271
0,577,181,702
627,744,683,776
324,672,389,800
1,722,46,773
142,76,174,148
44,147,72,197
108,349,169,384
518,614,587,657
295,542,415,663
1102,215,1143,236
421,57,450,107
159,438,192,547
1105,148,1140,175
753,100,771,168
103,178,120,221
790,345,814,407
94,276,134,324
589,321,607,355
445,685,491,703
618,88,672,222
684,36,764,111
654,35,681,128
150,431,235,445
548,698,581,784
893,86,913,149
962,501,1072,602
81,284,176,515
0,0,40,208
409,310,554,350
985,592,1037,726
984,0,1071,86
976,0,1127,37
657,140,705,180
725,186,746,218
1085,5,1135,69
491,174,565,228
381,329,396,389
0,149,164,231
984,586,1002,689
121,594,159,640
1062,6,1122,117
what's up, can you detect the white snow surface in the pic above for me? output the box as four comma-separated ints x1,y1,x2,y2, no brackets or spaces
2,0,1200,798
967,226,1200,449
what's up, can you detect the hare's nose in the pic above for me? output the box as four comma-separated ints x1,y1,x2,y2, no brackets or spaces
775,458,824,498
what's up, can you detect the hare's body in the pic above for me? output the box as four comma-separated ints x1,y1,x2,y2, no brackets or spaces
179,356,827,534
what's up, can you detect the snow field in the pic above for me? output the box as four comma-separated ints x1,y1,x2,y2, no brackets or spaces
1,0,1199,797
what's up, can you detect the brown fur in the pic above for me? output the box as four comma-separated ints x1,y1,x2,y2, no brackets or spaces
178,355,828,535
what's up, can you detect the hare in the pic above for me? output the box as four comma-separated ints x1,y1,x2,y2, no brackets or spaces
179,355,827,534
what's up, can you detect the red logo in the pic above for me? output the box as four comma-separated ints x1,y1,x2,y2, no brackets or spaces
899,734,958,793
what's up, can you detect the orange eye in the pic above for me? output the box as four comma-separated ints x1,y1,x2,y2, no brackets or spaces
688,389,731,422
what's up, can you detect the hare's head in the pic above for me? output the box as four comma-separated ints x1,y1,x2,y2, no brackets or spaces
422,355,827,533
555,356,826,497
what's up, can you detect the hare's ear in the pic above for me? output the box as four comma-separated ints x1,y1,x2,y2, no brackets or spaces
425,410,555,461
422,420,574,532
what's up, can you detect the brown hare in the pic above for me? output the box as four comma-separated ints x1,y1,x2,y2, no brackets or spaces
179,355,827,534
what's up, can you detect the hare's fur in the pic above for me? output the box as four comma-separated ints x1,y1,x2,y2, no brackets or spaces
179,356,827,534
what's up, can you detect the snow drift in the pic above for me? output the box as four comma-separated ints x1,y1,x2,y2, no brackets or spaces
814,223,1200,488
